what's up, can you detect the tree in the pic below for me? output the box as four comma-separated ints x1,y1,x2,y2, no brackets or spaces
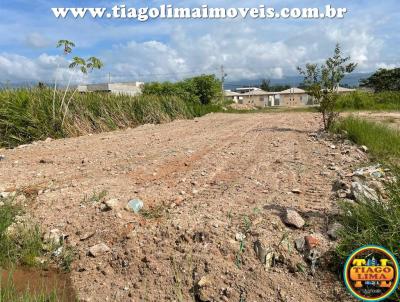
53,40,76,120
186,75,221,104
360,68,400,92
298,43,357,130
260,79,271,91
56,40,75,55
86,57,104,72
142,75,221,104
62,56,103,125
59,56,87,112
270,84,290,92
69,56,87,74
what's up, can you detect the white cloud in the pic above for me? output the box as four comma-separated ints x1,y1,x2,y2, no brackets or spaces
92,20,385,82
25,32,51,49
0,2,396,84
326,26,383,70
0,52,85,84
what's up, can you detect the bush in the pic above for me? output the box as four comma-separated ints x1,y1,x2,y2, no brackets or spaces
142,74,221,104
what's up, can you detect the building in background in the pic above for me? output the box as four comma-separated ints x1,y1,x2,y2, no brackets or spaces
77,82,144,96
225,85,357,108
239,90,279,107
224,90,242,103
336,86,356,94
278,88,309,106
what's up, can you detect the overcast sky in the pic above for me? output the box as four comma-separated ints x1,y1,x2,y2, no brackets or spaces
0,0,399,85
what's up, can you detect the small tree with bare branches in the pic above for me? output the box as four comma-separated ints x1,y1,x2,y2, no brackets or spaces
298,43,357,130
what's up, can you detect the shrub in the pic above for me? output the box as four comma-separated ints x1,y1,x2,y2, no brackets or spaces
142,74,221,104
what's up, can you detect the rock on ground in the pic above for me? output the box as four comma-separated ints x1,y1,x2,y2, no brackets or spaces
327,223,343,240
351,181,379,202
89,243,110,257
283,209,305,228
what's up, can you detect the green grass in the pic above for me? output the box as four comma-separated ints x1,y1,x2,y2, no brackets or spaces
336,176,400,258
140,204,167,220
0,276,58,302
0,199,43,267
0,197,72,301
83,190,108,204
335,91,400,111
0,88,223,148
333,116,400,300
335,170,400,300
332,116,400,162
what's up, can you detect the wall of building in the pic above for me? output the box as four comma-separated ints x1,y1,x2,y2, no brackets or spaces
77,82,143,96
239,95,268,107
109,83,142,96
279,94,308,106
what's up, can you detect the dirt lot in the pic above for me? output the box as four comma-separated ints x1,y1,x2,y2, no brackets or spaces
0,112,366,301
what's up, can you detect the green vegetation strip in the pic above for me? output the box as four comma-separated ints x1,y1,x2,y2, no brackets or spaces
335,91,400,111
335,170,400,301
333,116,400,300
0,88,224,148
332,116,400,161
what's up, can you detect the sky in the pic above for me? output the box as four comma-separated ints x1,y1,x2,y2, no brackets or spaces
0,0,399,85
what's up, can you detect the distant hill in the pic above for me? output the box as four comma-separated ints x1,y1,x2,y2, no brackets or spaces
224,73,371,90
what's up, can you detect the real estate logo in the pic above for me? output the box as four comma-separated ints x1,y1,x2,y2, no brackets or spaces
343,245,399,301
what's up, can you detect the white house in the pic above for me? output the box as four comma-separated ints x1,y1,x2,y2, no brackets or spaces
77,82,144,96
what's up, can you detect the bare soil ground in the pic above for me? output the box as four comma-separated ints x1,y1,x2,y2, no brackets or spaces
0,112,366,302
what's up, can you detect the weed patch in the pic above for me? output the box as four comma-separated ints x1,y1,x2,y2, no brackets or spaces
140,204,167,220
83,190,108,204
332,116,400,162
0,198,43,267
0,275,58,302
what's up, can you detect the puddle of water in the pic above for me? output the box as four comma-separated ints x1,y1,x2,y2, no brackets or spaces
0,268,75,301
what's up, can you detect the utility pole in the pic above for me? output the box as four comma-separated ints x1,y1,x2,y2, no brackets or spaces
220,65,227,101
108,72,111,84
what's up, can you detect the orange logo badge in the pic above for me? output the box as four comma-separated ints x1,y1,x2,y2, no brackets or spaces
344,245,399,301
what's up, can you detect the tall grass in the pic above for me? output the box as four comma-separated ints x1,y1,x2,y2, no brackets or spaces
333,116,400,300
336,170,400,301
0,275,58,302
332,116,400,162
0,88,220,148
336,91,400,111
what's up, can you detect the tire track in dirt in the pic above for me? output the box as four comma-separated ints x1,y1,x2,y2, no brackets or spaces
0,113,362,302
